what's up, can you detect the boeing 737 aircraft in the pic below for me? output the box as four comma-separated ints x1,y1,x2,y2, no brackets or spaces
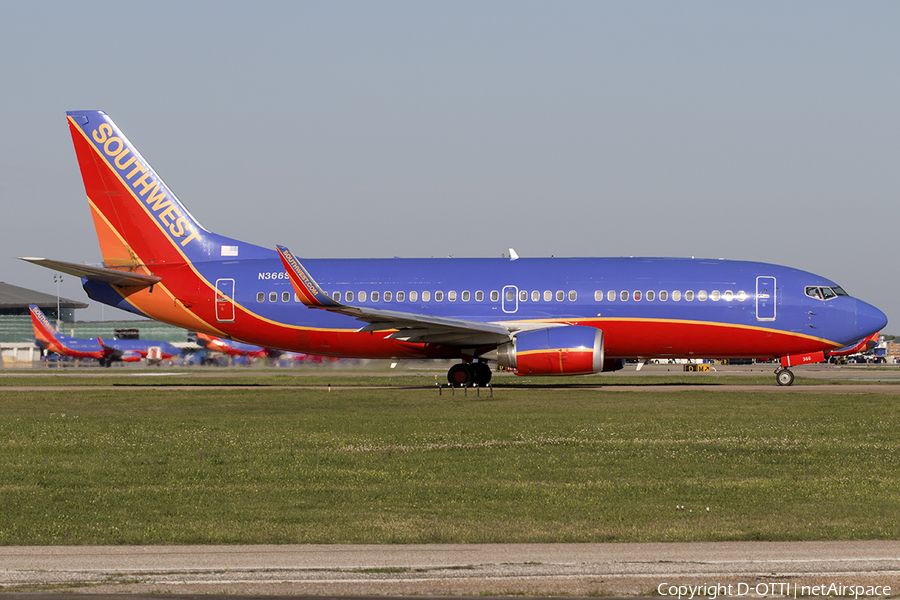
194,332,319,364
20,111,888,385
194,332,273,359
29,305,181,366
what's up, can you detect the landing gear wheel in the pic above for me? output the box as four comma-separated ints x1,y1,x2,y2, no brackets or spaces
472,362,492,386
447,363,473,387
776,368,794,386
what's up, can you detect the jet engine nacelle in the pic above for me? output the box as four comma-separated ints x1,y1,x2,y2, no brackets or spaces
496,325,606,376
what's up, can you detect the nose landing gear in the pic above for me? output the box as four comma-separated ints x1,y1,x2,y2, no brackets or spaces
775,367,794,386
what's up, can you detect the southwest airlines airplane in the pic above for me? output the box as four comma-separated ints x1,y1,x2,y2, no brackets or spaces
194,332,319,363
29,304,180,366
20,111,887,386
195,332,273,359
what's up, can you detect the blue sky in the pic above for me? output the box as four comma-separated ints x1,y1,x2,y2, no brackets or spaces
2,1,899,331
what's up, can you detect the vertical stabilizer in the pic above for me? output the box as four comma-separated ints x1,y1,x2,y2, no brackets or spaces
65,111,272,272
28,305,63,352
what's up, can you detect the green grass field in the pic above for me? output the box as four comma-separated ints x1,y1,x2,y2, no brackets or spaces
1,378,899,545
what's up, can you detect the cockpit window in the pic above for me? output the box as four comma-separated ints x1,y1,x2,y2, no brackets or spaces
806,286,845,301
805,286,823,300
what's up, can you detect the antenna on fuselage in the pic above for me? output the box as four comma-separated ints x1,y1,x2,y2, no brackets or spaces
509,248,519,261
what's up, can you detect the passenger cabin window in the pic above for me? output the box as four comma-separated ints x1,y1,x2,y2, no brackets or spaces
595,290,603,301
672,290,681,301
620,290,629,301
519,290,527,302
724,291,734,301
371,291,380,302
685,291,694,301
659,291,668,301
282,292,291,302
711,290,720,301
633,290,641,301
463,291,470,301
257,292,265,302
646,290,655,301
397,291,405,302
475,291,484,302
607,290,615,301
569,290,577,301
384,291,392,302
359,291,367,302
698,290,707,301
736,291,746,301
532,290,540,301
435,291,444,301
332,291,340,302
544,290,552,301
345,291,353,302
491,290,500,302
507,289,515,302
422,291,431,302
410,291,418,302
448,291,457,302
269,292,277,302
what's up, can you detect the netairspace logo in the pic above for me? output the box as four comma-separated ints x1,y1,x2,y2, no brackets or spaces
657,582,892,600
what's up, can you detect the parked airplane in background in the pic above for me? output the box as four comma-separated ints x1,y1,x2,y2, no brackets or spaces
194,332,323,364
20,111,888,385
194,332,272,359
29,305,181,366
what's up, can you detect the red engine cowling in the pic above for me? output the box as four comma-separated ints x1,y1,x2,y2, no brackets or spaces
495,326,607,376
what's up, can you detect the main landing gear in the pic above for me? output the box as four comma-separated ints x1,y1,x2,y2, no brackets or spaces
775,367,794,386
447,361,492,387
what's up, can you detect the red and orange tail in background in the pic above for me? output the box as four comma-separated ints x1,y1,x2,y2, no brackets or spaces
28,305,63,352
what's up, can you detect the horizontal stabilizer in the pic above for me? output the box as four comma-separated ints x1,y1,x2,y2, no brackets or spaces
18,257,161,288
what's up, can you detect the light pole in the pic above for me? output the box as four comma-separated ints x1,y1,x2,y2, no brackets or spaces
53,274,63,330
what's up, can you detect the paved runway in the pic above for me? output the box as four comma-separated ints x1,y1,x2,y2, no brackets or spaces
3,365,899,596
3,542,900,596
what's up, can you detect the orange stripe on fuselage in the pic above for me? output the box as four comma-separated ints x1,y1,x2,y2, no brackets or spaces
555,318,840,358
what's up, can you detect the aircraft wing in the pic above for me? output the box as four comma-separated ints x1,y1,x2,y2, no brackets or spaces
18,257,161,288
341,305,514,346
277,245,523,348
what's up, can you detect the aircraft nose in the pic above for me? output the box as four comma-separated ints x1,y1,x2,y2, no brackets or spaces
857,299,888,337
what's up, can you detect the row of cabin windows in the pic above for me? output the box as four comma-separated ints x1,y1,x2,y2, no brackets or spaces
256,288,749,304
255,289,579,303
593,290,747,302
